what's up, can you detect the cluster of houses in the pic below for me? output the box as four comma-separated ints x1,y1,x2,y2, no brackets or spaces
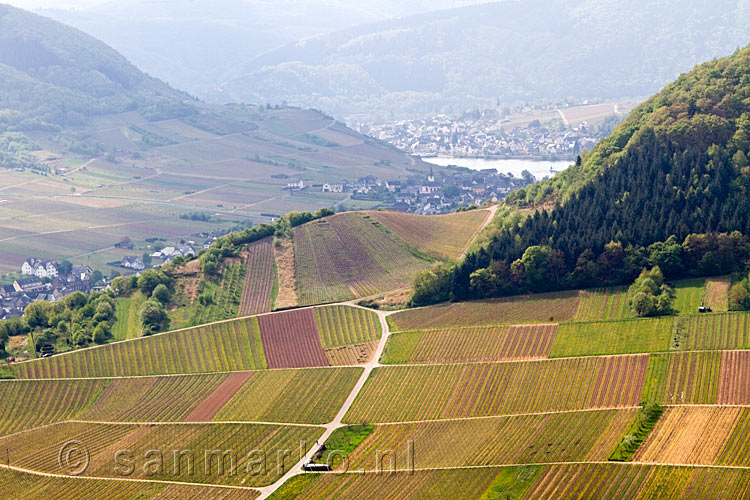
366,111,603,159
1,259,99,319
147,243,198,264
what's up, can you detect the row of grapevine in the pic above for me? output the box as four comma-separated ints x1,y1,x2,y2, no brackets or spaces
238,237,276,316
293,214,431,306
0,469,258,500
258,309,329,368
315,305,381,348
0,421,323,487
367,209,489,260
268,468,498,500
345,355,648,423
191,260,246,325
16,317,267,378
575,287,631,321
550,318,672,358
388,290,581,331
641,351,721,404
684,312,750,351
383,324,557,364
342,409,636,470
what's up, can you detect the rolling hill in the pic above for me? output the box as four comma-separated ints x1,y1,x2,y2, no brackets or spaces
220,0,750,120
0,4,425,273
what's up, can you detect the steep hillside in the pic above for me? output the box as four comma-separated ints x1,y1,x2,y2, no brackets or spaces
413,45,750,305
221,0,750,119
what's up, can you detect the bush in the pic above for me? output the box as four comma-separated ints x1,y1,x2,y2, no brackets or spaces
730,275,750,310
627,266,675,317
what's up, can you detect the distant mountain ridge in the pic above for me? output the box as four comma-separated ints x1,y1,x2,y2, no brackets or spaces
219,0,750,120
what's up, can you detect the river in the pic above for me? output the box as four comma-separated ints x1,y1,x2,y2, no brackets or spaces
422,157,573,181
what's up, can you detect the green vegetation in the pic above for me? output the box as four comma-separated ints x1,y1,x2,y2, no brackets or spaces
609,403,664,461
673,278,706,315
412,46,750,307
314,424,375,468
641,351,721,405
315,306,381,348
575,287,631,321
627,267,675,317
381,331,422,364
480,466,541,500
550,318,672,358
730,273,750,310
111,291,146,340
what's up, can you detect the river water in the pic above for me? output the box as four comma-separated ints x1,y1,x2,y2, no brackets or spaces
422,157,573,181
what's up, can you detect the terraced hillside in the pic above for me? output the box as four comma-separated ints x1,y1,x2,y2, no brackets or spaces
293,212,434,305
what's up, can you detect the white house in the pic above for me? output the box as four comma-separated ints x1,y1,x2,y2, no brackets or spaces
287,180,304,190
21,258,59,279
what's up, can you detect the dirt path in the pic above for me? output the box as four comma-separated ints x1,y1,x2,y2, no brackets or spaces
459,204,499,258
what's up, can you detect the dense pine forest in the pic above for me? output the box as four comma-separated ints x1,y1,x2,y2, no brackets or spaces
411,45,750,305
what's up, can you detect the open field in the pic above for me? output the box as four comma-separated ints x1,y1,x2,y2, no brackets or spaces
388,291,580,331
673,278,706,315
0,421,323,486
343,409,636,470
575,287,631,321
112,291,146,340
366,209,490,260
383,324,557,364
642,351,721,404
268,468,500,500
15,317,267,378
705,276,732,311
549,318,672,357
0,469,257,500
345,355,648,423
238,238,276,316
293,213,432,305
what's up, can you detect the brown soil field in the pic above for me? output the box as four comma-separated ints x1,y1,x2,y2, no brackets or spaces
183,371,255,422
258,309,329,368
705,276,731,311
325,340,378,365
718,350,750,404
635,406,741,464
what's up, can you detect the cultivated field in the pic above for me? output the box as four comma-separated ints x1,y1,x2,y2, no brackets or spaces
15,317,267,378
642,351,721,404
258,309,330,369
523,463,750,499
705,276,732,311
673,278,706,315
635,407,741,465
0,469,257,500
682,312,750,351
267,468,499,500
0,421,323,487
718,350,750,404
382,324,557,364
549,318,672,357
293,213,432,305
366,209,490,260
238,237,276,316
345,355,648,423
343,409,636,470
388,291,580,331
575,287,631,321
212,367,362,424
315,305,381,348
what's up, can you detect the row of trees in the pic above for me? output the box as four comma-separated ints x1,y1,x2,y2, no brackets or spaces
110,269,172,335
0,291,116,355
412,231,750,307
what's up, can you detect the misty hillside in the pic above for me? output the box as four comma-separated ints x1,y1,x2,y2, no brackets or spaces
38,0,490,98
219,0,750,120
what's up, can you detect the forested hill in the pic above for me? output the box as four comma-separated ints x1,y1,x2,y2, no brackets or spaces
0,3,193,130
412,45,750,306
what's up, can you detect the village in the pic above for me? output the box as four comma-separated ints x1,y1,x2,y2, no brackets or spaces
362,105,617,159
289,165,536,215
